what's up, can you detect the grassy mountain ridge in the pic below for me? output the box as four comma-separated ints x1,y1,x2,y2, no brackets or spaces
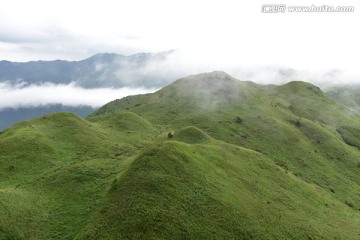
78,140,360,239
0,111,159,239
1,71,360,239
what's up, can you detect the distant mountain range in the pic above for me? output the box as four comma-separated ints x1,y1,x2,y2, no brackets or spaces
0,50,177,88
0,51,179,130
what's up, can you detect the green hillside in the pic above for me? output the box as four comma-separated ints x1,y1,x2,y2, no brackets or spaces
1,71,360,239
0,112,158,239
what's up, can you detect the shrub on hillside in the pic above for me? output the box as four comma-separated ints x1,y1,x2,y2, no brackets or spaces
235,116,243,124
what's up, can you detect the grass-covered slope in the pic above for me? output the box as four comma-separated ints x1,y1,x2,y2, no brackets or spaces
78,136,360,239
1,71,360,239
0,112,158,239
91,72,360,207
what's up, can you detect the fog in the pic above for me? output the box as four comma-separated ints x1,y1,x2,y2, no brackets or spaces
0,81,157,109
88,49,360,89
1,47,360,111
149,50,360,88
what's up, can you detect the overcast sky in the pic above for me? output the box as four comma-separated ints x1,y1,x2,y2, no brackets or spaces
0,0,359,73
0,0,359,112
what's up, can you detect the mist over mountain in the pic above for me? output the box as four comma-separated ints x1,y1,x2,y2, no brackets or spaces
0,50,177,88
1,50,360,131
327,85,360,116
2,50,359,89
0,52,172,130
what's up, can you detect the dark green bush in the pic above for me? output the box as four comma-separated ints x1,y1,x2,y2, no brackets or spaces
235,116,243,124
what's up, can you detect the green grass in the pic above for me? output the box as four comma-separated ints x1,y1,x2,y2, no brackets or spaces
337,126,360,149
78,139,360,239
1,71,360,239
173,126,212,144
0,112,158,239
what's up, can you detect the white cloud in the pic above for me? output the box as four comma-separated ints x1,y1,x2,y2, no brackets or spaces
0,0,359,75
107,49,360,87
0,82,156,109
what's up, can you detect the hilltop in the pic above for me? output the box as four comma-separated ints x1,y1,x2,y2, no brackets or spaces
1,71,360,239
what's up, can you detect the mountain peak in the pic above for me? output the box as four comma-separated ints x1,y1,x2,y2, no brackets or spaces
193,71,234,80
164,71,240,95
279,80,323,95
173,71,238,87
85,53,123,62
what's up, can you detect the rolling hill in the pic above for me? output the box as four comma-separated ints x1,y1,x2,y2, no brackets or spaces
0,71,360,239
0,105,95,131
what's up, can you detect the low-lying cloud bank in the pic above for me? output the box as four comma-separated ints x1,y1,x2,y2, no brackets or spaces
160,50,360,87
0,82,157,109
